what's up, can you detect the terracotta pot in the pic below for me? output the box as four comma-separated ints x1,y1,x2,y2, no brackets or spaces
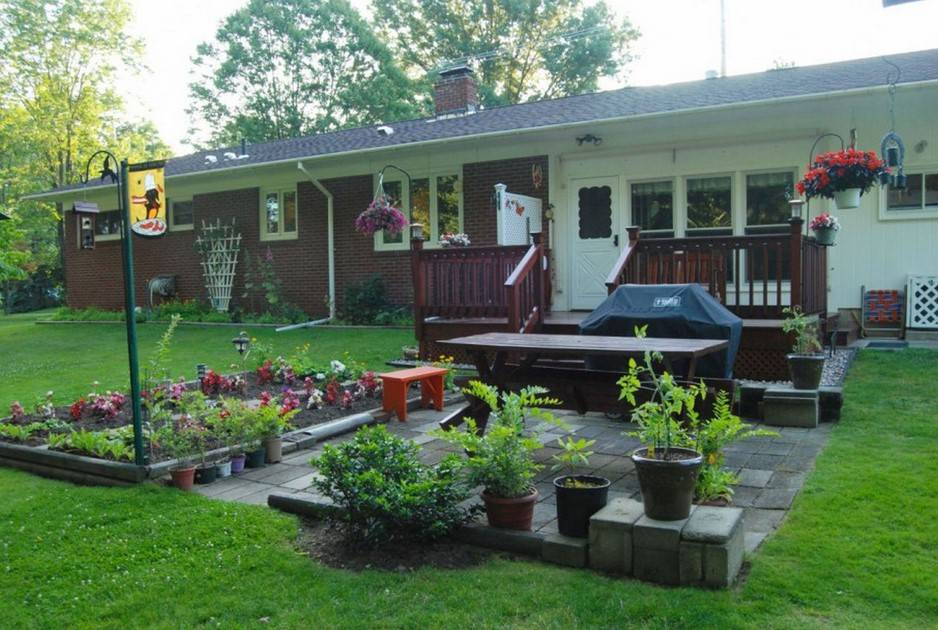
787,354,825,390
632,447,703,521
833,187,861,210
553,475,611,538
170,466,196,491
264,436,283,463
482,488,539,531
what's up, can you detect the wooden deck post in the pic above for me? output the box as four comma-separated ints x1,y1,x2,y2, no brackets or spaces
789,217,803,310
410,228,425,353
626,226,641,284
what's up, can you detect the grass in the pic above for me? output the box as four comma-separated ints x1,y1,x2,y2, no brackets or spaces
0,310,414,404
0,348,936,628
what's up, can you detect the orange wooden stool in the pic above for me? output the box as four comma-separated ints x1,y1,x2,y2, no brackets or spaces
379,366,449,422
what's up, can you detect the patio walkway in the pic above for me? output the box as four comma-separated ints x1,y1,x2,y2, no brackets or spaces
195,403,833,553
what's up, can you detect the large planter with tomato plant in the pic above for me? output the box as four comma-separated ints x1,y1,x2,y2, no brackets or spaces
781,306,825,390
797,148,888,210
434,382,566,531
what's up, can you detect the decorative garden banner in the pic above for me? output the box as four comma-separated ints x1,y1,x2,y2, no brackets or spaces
128,161,167,236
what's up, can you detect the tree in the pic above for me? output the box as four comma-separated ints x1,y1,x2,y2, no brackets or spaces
372,0,640,107
187,0,423,147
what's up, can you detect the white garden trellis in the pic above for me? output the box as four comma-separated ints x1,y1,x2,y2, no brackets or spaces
195,219,242,312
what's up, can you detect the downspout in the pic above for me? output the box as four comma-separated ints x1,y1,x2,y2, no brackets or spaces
297,161,336,320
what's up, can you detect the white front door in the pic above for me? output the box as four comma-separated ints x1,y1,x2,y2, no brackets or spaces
570,176,620,310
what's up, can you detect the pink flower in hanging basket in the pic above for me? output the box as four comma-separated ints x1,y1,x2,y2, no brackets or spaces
355,195,407,236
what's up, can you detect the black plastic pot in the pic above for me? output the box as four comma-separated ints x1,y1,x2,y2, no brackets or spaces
631,447,703,521
245,448,266,469
194,463,218,485
553,475,611,537
787,354,825,390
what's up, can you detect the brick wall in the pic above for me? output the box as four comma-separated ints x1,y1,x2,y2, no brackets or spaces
63,154,550,316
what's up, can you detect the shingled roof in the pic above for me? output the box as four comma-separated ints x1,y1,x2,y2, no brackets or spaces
37,48,938,196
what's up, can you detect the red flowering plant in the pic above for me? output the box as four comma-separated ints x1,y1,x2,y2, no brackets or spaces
354,195,407,236
256,360,274,385
809,213,840,231
796,149,887,199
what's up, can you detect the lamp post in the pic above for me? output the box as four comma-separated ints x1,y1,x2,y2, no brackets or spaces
82,151,145,465
232,331,250,370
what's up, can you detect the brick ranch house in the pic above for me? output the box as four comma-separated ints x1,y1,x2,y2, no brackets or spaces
29,49,938,342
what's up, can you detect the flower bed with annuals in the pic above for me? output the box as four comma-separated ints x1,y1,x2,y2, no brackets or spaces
0,355,385,464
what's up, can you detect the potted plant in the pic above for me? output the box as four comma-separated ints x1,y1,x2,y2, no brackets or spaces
439,232,471,247
782,306,824,389
255,400,298,464
809,212,840,246
551,437,610,538
434,382,564,531
797,148,887,210
618,327,704,521
217,401,247,473
153,418,204,491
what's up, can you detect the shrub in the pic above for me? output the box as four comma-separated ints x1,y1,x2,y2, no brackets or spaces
340,274,405,325
310,425,475,546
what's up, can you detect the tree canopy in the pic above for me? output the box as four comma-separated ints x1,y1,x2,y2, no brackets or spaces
187,0,423,147
372,0,639,107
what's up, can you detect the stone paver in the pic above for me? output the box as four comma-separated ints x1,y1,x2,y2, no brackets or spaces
194,397,830,555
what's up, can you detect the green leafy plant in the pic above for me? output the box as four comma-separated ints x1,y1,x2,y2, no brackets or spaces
310,425,475,547
618,327,704,458
782,306,822,355
433,382,565,499
242,249,306,323
47,429,134,462
0,422,46,443
551,436,599,489
339,274,407,325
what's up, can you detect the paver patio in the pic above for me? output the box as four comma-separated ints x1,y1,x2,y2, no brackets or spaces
195,403,833,553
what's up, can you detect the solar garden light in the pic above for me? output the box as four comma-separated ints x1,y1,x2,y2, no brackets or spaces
197,363,207,382
789,198,805,221
232,331,250,370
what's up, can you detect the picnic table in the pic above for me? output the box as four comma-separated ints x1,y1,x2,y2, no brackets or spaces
437,332,731,433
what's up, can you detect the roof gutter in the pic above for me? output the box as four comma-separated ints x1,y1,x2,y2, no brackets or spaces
297,161,336,320
24,78,938,202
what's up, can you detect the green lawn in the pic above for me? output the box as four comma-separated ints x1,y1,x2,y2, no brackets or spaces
1,348,936,628
1,311,413,404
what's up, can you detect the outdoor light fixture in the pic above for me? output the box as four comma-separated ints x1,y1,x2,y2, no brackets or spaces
789,198,805,220
576,133,603,146
410,222,425,241
232,331,250,356
879,59,907,189
197,363,207,381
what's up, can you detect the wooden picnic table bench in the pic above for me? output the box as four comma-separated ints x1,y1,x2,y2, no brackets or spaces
437,332,731,433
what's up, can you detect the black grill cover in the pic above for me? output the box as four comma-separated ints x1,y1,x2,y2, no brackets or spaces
578,284,742,379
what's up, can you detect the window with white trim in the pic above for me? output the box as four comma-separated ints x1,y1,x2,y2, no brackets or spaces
745,171,794,232
630,180,673,237
260,188,298,240
887,172,938,211
686,175,732,234
375,173,462,250
94,210,122,241
169,198,194,231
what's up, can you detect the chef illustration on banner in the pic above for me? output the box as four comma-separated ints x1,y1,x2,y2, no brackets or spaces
128,161,167,236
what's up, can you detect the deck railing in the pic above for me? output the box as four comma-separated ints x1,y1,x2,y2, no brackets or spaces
606,219,827,317
505,233,547,333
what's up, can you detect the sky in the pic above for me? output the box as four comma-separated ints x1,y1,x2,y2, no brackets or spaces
120,0,938,154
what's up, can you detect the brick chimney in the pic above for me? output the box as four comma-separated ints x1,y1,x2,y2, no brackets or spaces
433,66,479,116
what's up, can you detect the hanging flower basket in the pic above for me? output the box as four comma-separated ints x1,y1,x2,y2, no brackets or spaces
355,195,407,236
440,232,471,247
809,213,840,246
796,149,887,210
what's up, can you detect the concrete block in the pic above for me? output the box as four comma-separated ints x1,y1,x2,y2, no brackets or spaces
682,506,743,544
679,541,704,585
818,386,843,422
452,523,543,557
588,497,644,574
703,523,745,588
633,547,681,586
738,383,768,419
634,507,695,552
542,533,589,568
763,387,818,428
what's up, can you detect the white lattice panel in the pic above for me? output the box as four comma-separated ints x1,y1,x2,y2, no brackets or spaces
495,183,542,246
908,275,938,329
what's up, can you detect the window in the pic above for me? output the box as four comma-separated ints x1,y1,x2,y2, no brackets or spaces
887,172,938,211
686,176,732,234
170,199,194,230
375,173,461,250
94,210,122,240
631,180,673,235
260,188,298,240
746,171,794,231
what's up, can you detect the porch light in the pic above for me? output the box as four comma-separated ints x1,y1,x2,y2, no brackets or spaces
232,331,250,356
789,198,805,220
410,222,425,241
